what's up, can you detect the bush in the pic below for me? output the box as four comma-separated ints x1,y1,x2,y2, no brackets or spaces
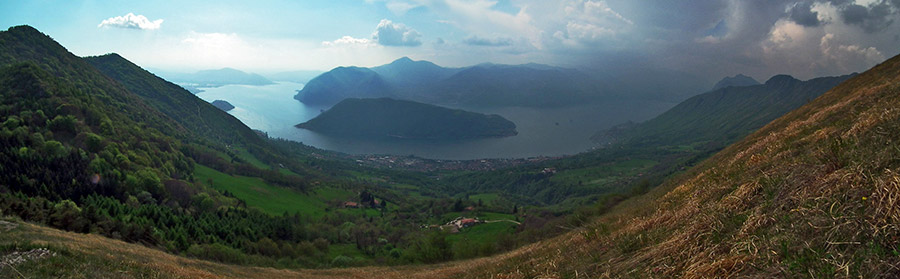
186,243,247,264
331,255,354,267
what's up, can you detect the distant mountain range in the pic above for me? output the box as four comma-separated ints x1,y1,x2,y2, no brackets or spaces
153,67,273,89
297,98,517,140
295,57,608,108
594,73,854,148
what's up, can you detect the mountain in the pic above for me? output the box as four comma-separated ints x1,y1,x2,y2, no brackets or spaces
210,100,234,111
293,57,606,107
155,67,273,87
594,73,854,148
371,56,460,86
711,73,760,90
297,98,517,140
293,66,392,106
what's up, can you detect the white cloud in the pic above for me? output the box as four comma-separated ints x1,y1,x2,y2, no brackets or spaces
98,13,163,30
820,33,884,71
386,1,419,15
562,22,616,43
463,35,514,46
322,36,375,47
579,1,633,25
372,19,422,46
544,1,634,47
441,0,542,48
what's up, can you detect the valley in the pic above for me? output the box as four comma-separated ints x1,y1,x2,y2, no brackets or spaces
2,0,900,276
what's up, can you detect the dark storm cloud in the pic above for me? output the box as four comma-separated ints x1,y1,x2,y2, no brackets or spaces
838,2,896,32
789,2,822,26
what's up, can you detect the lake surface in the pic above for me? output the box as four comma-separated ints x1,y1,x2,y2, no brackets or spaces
197,82,675,160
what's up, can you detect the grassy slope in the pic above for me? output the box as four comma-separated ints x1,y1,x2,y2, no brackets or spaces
0,219,515,279
193,165,338,217
455,53,900,278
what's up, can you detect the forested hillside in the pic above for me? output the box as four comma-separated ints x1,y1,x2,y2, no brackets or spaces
297,98,517,140
594,73,853,149
0,26,568,269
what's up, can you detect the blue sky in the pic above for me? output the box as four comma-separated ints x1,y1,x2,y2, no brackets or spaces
2,0,899,80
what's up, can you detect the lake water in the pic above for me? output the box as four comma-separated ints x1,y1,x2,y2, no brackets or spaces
196,82,675,160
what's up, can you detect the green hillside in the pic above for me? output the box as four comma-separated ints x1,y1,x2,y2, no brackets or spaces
595,73,853,149
84,53,264,148
0,25,547,269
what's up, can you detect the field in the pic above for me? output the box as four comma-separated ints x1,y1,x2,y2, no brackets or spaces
194,164,348,217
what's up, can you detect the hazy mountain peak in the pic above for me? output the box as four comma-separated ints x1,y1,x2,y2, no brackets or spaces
391,56,414,64
712,73,760,90
764,74,800,87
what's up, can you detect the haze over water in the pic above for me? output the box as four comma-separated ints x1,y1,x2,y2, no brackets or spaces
197,82,674,160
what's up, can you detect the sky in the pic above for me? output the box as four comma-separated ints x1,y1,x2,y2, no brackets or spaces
1,0,899,81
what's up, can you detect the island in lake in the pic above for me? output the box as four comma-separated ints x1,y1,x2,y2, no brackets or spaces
296,98,517,140
210,100,235,111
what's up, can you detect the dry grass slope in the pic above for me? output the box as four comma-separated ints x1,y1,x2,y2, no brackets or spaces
458,52,900,278
4,55,900,278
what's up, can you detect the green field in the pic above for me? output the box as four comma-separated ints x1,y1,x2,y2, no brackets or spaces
233,147,269,169
446,221,518,258
194,164,329,217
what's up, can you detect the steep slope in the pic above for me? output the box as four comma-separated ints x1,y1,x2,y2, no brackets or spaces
712,73,760,90
84,54,264,147
297,98,517,140
597,73,853,148
457,52,900,278
0,25,196,199
294,66,392,106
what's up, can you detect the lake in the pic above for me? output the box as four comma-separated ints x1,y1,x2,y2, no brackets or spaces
196,82,675,160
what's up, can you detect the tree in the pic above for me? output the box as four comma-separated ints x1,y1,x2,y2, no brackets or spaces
49,200,85,232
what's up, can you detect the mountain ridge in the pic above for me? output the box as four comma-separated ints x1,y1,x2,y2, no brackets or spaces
294,57,605,107
154,67,273,87
594,73,854,148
